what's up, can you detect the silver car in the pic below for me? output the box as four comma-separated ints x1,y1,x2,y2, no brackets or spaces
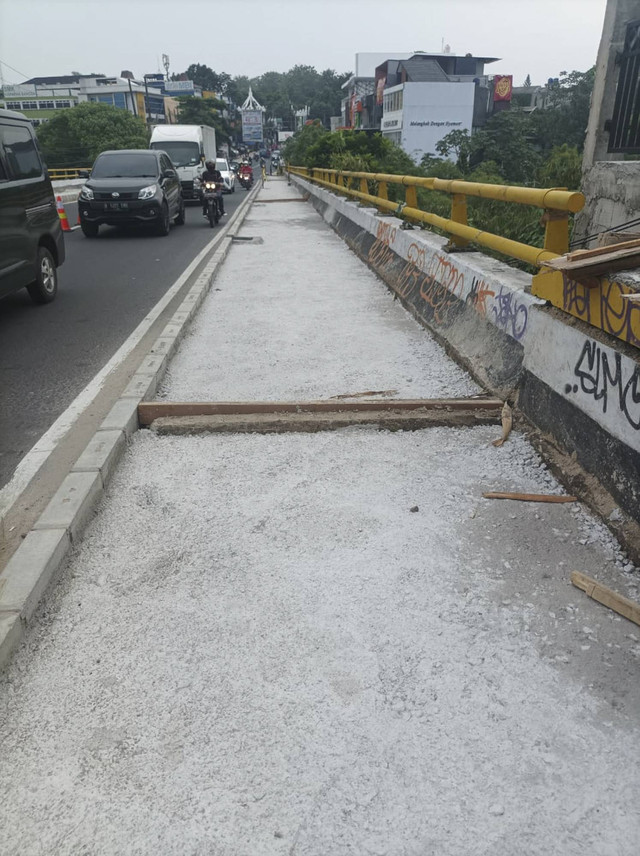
215,158,235,194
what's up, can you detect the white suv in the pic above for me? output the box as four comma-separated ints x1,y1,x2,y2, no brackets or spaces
216,158,235,194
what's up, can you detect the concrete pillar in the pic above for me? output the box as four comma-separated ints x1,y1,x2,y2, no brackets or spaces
576,0,640,244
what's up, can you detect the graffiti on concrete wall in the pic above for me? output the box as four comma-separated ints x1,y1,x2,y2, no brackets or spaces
565,338,640,430
466,277,495,320
562,275,640,350
367,220,398,273
368,227,533,341
490,286,529,341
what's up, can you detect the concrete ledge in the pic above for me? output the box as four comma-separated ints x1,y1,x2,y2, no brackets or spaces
138,397,502,424
73,429,126,486
33,472,102,542
150,408,501,435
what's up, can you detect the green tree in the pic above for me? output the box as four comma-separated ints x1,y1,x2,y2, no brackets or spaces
175,96,231,143
37,102,148,167
435,129,471,172
537,143,582,189
469,110,540,184
530,67,595,152
226,75,251,108
281,120,327,165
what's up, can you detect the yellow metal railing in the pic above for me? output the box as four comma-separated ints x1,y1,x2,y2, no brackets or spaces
49,167,91,181
288,166,585,267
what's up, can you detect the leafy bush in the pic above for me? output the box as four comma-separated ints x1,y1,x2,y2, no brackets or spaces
37,102,149,167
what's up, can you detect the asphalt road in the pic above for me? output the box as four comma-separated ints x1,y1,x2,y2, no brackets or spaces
0,183,250,492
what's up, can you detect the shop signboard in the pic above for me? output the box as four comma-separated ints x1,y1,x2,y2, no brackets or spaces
242,109,263,143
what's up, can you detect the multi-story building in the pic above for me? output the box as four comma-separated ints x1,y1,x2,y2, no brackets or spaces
341,53,413,130
339,51,499,164
0,73,181,126
377,52,499,163
0,75,86,125
76,76,166,123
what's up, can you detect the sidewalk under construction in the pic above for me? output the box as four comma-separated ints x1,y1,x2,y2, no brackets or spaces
1,178,639,855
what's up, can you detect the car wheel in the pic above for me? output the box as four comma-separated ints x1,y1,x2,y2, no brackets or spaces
156,202,171,236
81,220,99,238
175,197,186,225
27,247,58,304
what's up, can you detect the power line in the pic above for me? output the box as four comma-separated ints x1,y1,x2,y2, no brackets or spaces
0,58,31,81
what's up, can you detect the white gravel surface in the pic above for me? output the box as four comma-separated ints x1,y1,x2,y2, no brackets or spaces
1,427,639,856
159,179,478,401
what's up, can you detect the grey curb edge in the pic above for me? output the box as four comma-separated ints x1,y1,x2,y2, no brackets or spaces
0,178,263,671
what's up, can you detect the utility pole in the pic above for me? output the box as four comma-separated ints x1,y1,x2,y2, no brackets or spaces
127,77,137,116
143,75,151,125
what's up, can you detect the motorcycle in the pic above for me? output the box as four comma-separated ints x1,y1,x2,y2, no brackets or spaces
201,181,223,228
238,171,253,190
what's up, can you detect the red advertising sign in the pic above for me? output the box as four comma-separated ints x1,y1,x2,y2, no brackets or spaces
493,75,513,102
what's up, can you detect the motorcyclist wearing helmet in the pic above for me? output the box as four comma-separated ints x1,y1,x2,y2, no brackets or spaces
198,159,225,216
239,160,253,183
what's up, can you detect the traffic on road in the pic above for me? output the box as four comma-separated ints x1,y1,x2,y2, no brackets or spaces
0,160,253,493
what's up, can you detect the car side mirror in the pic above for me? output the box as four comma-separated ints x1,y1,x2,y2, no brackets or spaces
78,169,90,178
164,169,177,178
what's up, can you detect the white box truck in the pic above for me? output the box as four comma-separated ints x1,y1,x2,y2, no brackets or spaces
149,124,216,200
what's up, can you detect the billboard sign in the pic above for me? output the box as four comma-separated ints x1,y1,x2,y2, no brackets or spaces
164,80,196,93
493,75,513,102
278,130,294,142
242,109,263,143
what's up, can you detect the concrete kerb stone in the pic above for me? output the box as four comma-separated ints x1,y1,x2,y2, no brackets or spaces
0,614,23,671
150,337,178,360
33,471,102,543
100,397,140,436
121,373,159,401
138,353,167,377
0,178,261,672
159,322,185,341
73,430,127,487
0,529,70,621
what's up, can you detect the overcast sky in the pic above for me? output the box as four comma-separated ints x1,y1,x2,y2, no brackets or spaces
0,0,606,87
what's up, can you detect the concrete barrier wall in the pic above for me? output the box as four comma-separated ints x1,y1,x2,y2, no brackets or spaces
291,175,640,526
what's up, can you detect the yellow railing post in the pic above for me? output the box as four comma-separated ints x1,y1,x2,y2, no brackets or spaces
378,181,388,200
448,193,470,248
405,185,418,210
360,176,369,194
542,209,570,256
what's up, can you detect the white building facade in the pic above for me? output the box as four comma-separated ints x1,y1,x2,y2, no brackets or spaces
381,81,476,163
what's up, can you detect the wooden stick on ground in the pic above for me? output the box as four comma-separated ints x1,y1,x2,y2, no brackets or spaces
482,492,577,503
330,389,398,400
571,571,640,627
